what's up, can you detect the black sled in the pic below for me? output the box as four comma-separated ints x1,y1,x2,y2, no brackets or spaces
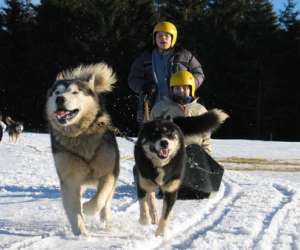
177,144,224,200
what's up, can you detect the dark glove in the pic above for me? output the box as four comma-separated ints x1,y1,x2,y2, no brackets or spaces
142,82,156,95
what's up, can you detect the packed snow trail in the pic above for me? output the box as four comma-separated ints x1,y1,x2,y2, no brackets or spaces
0,133,300,249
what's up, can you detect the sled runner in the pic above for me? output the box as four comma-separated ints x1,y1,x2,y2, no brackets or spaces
177,144,224,199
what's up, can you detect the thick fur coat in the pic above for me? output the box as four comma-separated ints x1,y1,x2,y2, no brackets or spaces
134,109,228,236
46,63,119,236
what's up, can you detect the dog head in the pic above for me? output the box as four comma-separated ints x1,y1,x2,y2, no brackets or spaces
15,122,24,133
137,119,184,167
5,117,24,132
46,63,116,137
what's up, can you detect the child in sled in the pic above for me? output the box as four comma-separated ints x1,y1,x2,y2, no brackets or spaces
150,70,212,154
150,70,224,199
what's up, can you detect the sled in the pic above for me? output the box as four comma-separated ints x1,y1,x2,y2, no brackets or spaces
178,144,224,199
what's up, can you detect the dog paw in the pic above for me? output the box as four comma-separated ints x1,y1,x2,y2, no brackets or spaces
139,217,151,225
155,227,166,237
101,209,112,222
151,215,159,225
155,221,169,237
103,220,112,230
72,224,89,237
83,201,99,216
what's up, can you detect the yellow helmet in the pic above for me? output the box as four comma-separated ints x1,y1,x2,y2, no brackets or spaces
153,21,177,48
170,70,196,97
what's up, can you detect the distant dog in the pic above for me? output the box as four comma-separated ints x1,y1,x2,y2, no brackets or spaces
134,110,228,236
0,115,5,142
0,122,4,142
5,116,24,143
46,63,120,236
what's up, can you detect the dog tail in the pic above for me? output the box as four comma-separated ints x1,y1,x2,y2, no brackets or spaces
56,62,117,93
173,109,229,135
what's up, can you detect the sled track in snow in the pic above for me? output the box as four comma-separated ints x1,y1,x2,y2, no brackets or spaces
152,177,241,250
251,183,299,250
152,173,300,250
2,165,300,249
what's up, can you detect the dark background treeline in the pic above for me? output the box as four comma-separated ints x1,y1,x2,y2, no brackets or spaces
0,0,299,141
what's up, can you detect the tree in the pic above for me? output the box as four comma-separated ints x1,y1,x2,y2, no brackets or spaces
0,0,37,121
0,0,299,140
33,0,158,134
279,0,300,30
227,0,280,139
277,0,300,140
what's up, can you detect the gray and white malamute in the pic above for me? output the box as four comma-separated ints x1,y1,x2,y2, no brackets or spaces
46,63,119,236
134,110,228,236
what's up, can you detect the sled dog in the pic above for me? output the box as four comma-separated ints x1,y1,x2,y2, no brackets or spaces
46,63,120,236
5,116,24,143
0,116,5,142
134,110,228,236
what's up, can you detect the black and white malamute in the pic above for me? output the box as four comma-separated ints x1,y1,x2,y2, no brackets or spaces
46,63,119,236
134,110,228,236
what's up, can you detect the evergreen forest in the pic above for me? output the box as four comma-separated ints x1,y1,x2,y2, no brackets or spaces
0,0,300,141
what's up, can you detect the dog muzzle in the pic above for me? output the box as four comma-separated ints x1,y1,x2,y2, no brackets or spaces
150,140,170,159
55,109,79,124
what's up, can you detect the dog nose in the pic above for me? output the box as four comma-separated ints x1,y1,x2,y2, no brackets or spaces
160,140,168,149
56,96,65,106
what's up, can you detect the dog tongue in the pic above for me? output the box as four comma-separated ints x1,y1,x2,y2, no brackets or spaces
159,148,169,158
56,110,70,119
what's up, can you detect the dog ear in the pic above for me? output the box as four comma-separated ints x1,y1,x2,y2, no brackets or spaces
158,110,173,121
86,74,96,91
5,116,14,125
56,72,64,80
55,63,116,94
93,63,117,94
165,114,173,121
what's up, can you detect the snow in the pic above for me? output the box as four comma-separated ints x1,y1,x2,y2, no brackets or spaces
1,132,300,249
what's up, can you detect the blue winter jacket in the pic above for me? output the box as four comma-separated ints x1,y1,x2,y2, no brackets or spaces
128,47,205,123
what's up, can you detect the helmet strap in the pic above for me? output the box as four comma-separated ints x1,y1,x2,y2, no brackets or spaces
172,94,193,104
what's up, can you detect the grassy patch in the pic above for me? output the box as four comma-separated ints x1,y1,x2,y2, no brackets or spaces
221,157,276,165
220,157,299,166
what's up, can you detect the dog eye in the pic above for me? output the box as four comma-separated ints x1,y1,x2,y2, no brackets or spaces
72,91,79,95
167,133,174,138
165,115,172,120
55,90,60,95
166,131,175,138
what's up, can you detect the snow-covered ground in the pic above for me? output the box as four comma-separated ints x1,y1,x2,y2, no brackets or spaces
1,132,300,250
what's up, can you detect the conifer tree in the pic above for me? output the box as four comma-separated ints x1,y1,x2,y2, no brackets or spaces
0,0,36,121
279,0,300,30
227,0,279,139
277,0,300,139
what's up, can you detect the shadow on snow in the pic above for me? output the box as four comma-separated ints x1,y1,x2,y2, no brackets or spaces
0,183,136,203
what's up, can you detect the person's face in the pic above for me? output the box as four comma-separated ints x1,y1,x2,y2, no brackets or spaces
155,31,172,51
172,85,191,97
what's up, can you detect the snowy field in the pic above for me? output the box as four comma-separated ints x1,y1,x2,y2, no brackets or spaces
1,132,300,250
